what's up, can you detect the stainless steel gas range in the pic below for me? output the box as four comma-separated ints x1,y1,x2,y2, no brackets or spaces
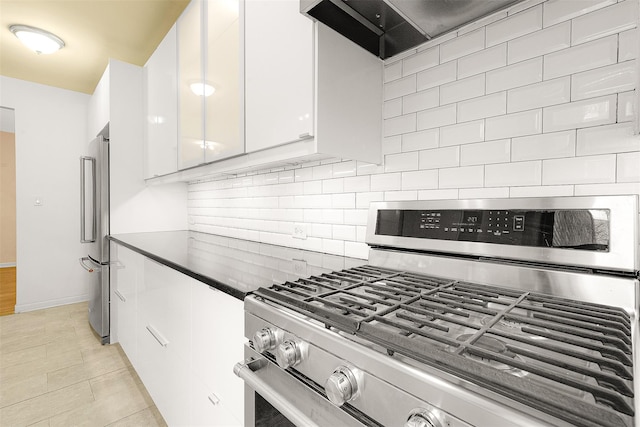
234,196,639,427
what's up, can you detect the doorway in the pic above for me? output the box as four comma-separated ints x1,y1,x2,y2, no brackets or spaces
0,107,16,316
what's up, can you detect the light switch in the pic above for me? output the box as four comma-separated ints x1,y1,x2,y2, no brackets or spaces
34,196,43,206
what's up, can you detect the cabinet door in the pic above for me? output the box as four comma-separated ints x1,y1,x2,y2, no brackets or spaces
191,281,244,424
144,25,178,178
245,0,314,153
204,0,243,163
110,243,142,367
137,258,192,426
177,0,205,169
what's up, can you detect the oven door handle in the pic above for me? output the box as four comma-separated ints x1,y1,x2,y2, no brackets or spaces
234,358,321,427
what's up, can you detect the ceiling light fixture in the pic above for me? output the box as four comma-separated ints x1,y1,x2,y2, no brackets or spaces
190,82,215,97
9,24,65,54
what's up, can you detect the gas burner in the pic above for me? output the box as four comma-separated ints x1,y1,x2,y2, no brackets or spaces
456,334,528,377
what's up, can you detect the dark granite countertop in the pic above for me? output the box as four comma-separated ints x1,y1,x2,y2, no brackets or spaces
108,230,365,300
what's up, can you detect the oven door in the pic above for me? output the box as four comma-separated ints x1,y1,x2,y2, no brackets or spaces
235,344,373,427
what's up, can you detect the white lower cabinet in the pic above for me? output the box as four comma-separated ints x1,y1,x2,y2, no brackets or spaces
111,242,244,426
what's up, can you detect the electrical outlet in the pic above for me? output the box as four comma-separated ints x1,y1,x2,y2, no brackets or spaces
292,223,307,240
293,259,307,276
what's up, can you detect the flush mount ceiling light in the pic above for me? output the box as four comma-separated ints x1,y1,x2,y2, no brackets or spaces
9,24,65,54
190,82,215,97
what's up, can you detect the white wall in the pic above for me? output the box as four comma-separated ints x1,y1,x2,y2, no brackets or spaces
0,76,91,311
187,0,640,259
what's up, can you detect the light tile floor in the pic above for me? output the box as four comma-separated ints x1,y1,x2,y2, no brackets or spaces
0,302,167,427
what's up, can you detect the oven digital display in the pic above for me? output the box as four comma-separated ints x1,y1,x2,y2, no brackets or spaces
375,209,610,250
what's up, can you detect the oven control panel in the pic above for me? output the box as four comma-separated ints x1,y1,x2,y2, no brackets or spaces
375,208,609,250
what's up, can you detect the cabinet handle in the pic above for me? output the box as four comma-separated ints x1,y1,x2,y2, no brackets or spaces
208,393,220,406
298,132,311,139
114,289,126,302
146,325,169,347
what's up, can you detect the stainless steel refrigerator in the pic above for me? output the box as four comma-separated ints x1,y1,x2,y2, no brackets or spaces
79,132,110,344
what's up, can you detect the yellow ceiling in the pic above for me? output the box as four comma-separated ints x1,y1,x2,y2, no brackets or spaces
0,0,190,94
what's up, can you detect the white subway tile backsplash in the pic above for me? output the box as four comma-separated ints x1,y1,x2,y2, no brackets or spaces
543,95,616,132
403,87,439,114
577,123,640,155
303,181,322,195
459,187,510,199
384,75,416,101
383,98,402,119
486,57,543,94
403,46,439,76
543,0,615,27
356,192,384,209
486,109,542,139
402,128,439,152
512,130,576,161
440,28,485,63
384,61,403,83
458,92,507,122
332,193,356,208
440,120,485,147
333,161,357,178
575,182,640,197
384,114,417,137
619,29,638,61
187,0,640,260
417,104,457,130
543,154,616,184
401,170,439,190
419,146,460,170
322,178,344,194
440,74,485,105
460,139,511,166
486,5,542,47
507,22,570,64
344,176,370,193
510,185,574,197
312,164,333,180
439,165,484,188
618,91,636,122
544,35,617,80
458,44,507,78
371,173,402,191
384,190,418,201
571,61,636,102
417,61,457,91
332,224,356,241
617,152,640,182
486,161,542,186
417,189,460,200
571,0,638,45
384,151,419,172
507,77,570,113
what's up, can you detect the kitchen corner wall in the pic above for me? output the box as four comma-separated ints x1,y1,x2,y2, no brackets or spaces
187,0,640,260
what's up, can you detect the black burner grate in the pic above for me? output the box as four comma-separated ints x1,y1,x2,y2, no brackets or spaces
254,266,635,427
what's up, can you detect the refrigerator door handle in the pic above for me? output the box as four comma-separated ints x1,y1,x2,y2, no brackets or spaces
79,256,101,273
80,156,97,243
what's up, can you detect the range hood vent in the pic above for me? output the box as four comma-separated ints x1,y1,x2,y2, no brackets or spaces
301,0,523,59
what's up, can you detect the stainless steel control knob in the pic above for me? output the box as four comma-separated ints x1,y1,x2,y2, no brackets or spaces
405,409,441,427
252,327,280,354
324,366,360,407
275,339,303,369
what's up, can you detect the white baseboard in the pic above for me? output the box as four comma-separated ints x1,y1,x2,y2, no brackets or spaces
0,263,17,268
15,294,89,313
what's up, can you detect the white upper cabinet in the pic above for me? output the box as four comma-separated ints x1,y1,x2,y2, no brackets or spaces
205,0,243,163
177,0,205,169
245,0,314,151
245,0,382,164
144,25,178,178
177,0,243,170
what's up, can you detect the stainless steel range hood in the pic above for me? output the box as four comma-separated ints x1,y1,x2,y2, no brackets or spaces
301,0,523,59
